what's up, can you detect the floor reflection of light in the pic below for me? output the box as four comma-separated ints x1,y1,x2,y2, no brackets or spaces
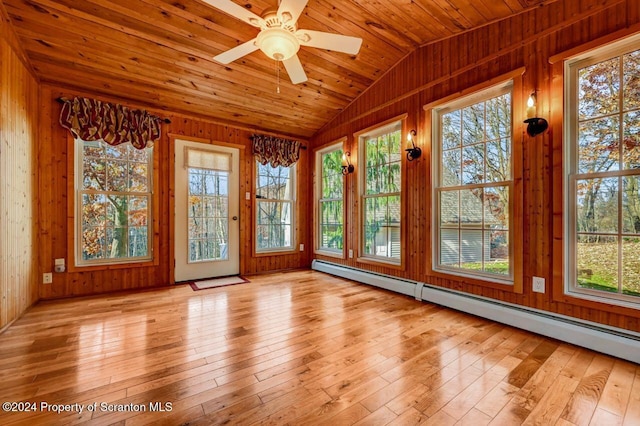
257,286,297,369
187,293,228,354
77,314,147,383
256,286,292,333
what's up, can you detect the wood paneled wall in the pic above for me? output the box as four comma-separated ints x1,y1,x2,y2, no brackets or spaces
311,0,640,331
0,29,39,329
37,86,312,299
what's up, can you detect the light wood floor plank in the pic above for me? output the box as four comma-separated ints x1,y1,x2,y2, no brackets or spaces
560,354,615,425
354,405,397,425
595,359,636,418
440,353,522,420
623,367,640,426
521,374,579,425
417,365,485,417
457,407,493,425
590,407,622,426
387,406,429,425
0,270,637,425
422,409,457,425
474,380,520,418
513,345,575,412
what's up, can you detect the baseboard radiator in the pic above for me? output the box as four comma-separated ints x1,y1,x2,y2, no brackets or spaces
312,260,640,364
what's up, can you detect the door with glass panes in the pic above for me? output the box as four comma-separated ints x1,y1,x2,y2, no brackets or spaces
174,139,240,281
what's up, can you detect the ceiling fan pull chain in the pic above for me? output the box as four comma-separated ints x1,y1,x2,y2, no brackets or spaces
276,60,281,94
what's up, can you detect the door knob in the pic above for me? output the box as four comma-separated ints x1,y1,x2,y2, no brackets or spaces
232,216,238,221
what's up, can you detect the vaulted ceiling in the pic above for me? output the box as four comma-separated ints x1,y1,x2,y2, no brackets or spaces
3,0,552,138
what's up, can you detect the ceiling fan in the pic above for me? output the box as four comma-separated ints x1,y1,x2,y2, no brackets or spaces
205,0,363,84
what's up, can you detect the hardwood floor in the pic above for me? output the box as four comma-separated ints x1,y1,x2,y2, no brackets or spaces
0,270,638,425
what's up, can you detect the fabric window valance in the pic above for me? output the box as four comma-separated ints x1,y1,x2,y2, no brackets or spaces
59,97,162,150
251,134,301,168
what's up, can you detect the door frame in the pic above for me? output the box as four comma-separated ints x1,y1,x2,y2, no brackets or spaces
169,134,246,284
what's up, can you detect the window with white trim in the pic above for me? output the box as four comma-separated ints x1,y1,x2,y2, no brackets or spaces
433,83,513,283
565,34,640,305
256,162,296,252
316,143,344,254
76,139,153,265
185,148,231,262
359,121,402,262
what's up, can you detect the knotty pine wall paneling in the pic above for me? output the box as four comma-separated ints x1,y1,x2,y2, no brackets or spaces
38,86,311,299
311,0,640,331
0,31,38,329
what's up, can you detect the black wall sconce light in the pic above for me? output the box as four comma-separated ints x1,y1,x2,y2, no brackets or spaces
524,92,548,137
342,151,354,175
405,130,421,161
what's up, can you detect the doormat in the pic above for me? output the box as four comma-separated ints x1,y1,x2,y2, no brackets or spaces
189,276,250,291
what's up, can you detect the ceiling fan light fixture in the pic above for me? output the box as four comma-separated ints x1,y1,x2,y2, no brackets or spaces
256,27,300,61
209,0,362,85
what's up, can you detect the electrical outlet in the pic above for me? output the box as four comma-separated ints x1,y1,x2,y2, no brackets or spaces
299,244,304,251
54,258,65,273
43,273,53,284
349,249,354,258
533,276,545,293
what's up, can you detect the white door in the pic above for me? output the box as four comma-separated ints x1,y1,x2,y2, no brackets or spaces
174,139,240,281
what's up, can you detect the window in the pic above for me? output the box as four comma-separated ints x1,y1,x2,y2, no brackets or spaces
185,148,231,262
76,140,153,265
565,35,640,305
433,83,513,283
256,162,296,252
316,143,345,255
359,120,402,263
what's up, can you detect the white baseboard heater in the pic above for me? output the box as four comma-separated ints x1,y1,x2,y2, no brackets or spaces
312,260,640,364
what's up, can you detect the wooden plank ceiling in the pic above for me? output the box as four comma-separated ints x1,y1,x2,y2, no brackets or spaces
3,0,552,138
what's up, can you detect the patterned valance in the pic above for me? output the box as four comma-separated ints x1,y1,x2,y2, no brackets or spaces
59,97,162,150
251,134,301,168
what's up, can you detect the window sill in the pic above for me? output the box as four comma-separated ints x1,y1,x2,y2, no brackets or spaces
430,268,515,291
567,288,640,310
254,248,297,257
314,249,345,259
68,258,157,273
552,284,640,318
357,256,404,270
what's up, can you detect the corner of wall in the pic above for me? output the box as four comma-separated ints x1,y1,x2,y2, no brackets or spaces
0,31,40,331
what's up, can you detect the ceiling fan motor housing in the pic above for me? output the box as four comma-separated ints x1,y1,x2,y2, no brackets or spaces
256,8,300,61
210,0,362,84
256,27,300,60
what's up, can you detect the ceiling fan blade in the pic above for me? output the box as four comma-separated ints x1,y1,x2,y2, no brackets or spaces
199,0,265,28
277,0,308,25
296,29,362,55
213,38,259,64
282,55,308,84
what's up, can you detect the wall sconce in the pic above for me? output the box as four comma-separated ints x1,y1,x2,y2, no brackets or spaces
523,92,548,137
405,130,421,161
342,151,354,175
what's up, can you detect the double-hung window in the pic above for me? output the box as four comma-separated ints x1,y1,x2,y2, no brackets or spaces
316,143,345,255
76,139,153,265
433,82,514,283
359,120,403,263
256,162,296,252
565,34,640,305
